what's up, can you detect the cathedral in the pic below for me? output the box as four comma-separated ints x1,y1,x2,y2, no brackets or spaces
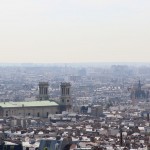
0,82,72,118
130,80,150,100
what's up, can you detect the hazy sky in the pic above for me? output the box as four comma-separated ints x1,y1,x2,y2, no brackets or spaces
0,0,150,63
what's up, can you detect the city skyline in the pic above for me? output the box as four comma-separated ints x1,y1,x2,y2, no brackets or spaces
0,0,150,63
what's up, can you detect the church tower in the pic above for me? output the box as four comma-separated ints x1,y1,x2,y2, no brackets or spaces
39,82,49,100
60,82,72,112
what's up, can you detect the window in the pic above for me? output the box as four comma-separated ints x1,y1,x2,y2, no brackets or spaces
67,88,70,95
28,113,30,116
67,100,69,102
10,146,14,150
47,112,49,117
62,99,64,102
37,112,40,117
61,88,64,95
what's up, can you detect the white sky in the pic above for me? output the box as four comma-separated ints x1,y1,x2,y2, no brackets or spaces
0,0,150,63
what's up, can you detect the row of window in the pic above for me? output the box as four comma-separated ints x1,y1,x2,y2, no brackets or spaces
61,88,70,95
6,112,41,117
40,87,48,95
5,112,58,117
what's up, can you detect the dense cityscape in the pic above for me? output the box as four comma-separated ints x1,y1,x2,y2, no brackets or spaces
0,64,149,149
1,0,150,149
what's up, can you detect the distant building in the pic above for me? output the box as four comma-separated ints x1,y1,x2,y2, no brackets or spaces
78,68,87,76
0,82,72,118
91,105,103,117
80,104,103,116
130,80,150,100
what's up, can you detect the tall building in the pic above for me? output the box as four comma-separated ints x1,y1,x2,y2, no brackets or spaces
60,82,72,112
39,82,49,100
78,68,87,76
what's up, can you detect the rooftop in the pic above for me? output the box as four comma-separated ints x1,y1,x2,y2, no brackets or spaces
0,100,59,108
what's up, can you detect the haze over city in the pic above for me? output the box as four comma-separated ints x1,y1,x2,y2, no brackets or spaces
0,0,150,63
1,1,150,149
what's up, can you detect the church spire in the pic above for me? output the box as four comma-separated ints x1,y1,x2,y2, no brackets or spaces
138,80,141,91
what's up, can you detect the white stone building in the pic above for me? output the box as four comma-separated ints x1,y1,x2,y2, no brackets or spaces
0,101,59,118
0,82,72,118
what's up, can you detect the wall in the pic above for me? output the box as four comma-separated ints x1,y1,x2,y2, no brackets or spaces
2,106,59,118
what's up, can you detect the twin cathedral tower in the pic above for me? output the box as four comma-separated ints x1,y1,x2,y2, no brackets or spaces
38,82,72,112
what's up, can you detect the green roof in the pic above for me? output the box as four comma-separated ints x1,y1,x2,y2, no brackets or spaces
0,100,59,108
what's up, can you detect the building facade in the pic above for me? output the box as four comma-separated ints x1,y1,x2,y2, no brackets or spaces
130,80,150,101
0,101,59,118
0,82,72,118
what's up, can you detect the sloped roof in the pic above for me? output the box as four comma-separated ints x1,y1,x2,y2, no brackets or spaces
0,100,59,108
